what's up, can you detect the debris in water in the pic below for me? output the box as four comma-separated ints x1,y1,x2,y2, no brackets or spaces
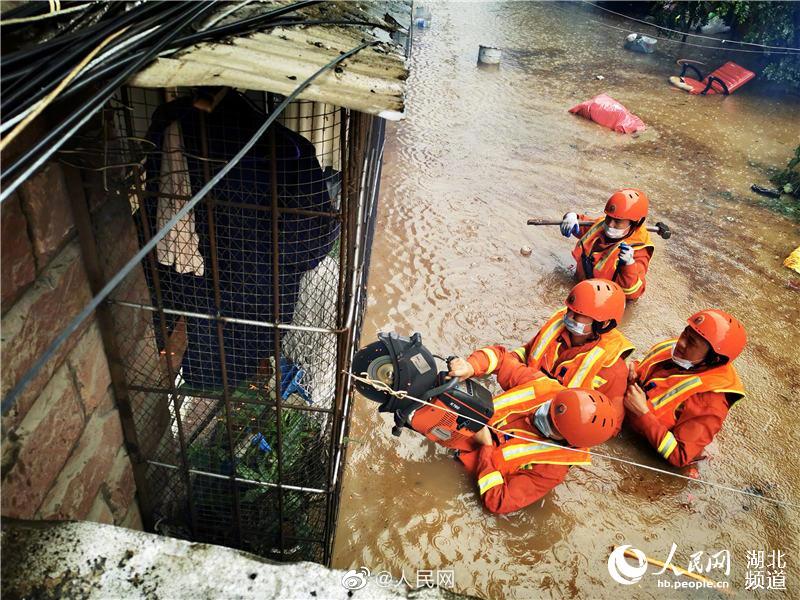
520,245,532,257
783,246,800,275
751,184,781,198
595,75,605,80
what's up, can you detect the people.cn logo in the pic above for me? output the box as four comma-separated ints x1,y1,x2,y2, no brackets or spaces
607,545,649,585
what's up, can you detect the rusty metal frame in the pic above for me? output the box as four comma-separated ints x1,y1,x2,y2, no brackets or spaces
102,89,383,565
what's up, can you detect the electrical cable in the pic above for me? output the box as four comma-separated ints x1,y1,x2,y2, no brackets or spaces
2,2,184,118
2,0,321,127
0,24,131,152
347,371,800,511
0,1,216,197
584,1,800,52
0,2,94,26
0,39,379,415
560,4,800,56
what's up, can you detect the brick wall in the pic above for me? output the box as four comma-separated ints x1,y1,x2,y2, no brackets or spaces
1,158,143,529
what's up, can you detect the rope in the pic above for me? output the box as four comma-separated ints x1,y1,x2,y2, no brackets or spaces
347,371,800,511
584,1,800,52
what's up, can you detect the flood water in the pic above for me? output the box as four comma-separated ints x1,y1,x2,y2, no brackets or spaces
332,3,800,598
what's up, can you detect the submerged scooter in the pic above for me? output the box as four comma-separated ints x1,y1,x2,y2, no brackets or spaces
352,332,494,451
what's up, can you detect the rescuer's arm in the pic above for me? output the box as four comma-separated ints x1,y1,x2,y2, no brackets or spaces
575,213,597,237
464,346,537,390
596,359,628,434
626,390,729,467
474,445,568,514
615,246,651,300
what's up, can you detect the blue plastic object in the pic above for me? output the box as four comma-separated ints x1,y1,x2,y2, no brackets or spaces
279,358,312,404
251,432,272,453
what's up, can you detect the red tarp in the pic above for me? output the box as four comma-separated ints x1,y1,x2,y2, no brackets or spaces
568,93,646,134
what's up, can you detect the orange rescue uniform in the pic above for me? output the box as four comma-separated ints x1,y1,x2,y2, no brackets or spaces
572,215,654,300
466,308,634,432
457,367,591,514
626,339,745,467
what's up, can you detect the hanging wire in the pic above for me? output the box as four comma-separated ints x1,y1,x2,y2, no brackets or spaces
0,39,379,414
0,25,131,152
568,6,800,56
0,2,94,26
584,1,800,52
0,1,216,200
347,371,800,511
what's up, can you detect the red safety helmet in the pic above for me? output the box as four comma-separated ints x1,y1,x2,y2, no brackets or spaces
686,309,747,361
550,388,616,447
566,279,626,325
605,188,649,223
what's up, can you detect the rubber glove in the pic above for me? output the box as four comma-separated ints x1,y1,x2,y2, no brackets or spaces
619,243,635,265
560,212,579,237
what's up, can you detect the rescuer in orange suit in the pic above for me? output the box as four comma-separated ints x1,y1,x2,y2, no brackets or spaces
448,358,618,514
624,309,747,467
448,279,633,432
560,188,654,300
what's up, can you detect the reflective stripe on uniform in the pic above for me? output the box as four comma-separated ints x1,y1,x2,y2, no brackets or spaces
531,315,565,360
657,431,678,459
502,442,553,461
591,374,607,389
477,470,504,495
594,242,623,272
621,278,643,295
579,219,605,245
640,339,677,366
651,376,703,410
512,347,527,362
493,387,537,411
566,346,606,387
480,348,499,374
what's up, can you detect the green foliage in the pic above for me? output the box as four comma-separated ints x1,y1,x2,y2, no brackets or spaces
772,145,800,198
186,401,327,557
648,1,800,89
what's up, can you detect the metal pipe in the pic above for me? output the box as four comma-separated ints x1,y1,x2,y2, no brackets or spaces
268,117,286,558
199,112,243,547
127,384,335,415
119,85,200,537
108,300,342,334
147,461,327,494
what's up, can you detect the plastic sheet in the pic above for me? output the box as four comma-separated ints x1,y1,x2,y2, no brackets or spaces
568,93,646,134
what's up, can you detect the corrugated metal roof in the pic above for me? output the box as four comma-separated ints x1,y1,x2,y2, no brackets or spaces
129,1,411,117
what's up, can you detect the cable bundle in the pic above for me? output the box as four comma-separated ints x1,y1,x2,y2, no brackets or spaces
0,0,328,200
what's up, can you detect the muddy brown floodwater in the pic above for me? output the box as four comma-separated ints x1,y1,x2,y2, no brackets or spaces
332,3,800,598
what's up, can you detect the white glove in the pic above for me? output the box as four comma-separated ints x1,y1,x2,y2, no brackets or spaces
619,243,635,265
560,212,579,237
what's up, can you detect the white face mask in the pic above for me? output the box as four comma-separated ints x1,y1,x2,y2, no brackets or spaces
671,347,699,370
604,223,629,239
563,314,591,336
533,400,555,439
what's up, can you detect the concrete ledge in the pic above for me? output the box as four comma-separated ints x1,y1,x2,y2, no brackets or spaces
1,520,473,599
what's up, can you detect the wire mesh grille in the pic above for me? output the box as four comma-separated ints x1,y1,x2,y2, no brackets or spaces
73,85,383,564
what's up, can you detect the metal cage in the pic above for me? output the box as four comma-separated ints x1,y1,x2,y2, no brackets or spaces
66,85,384,564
